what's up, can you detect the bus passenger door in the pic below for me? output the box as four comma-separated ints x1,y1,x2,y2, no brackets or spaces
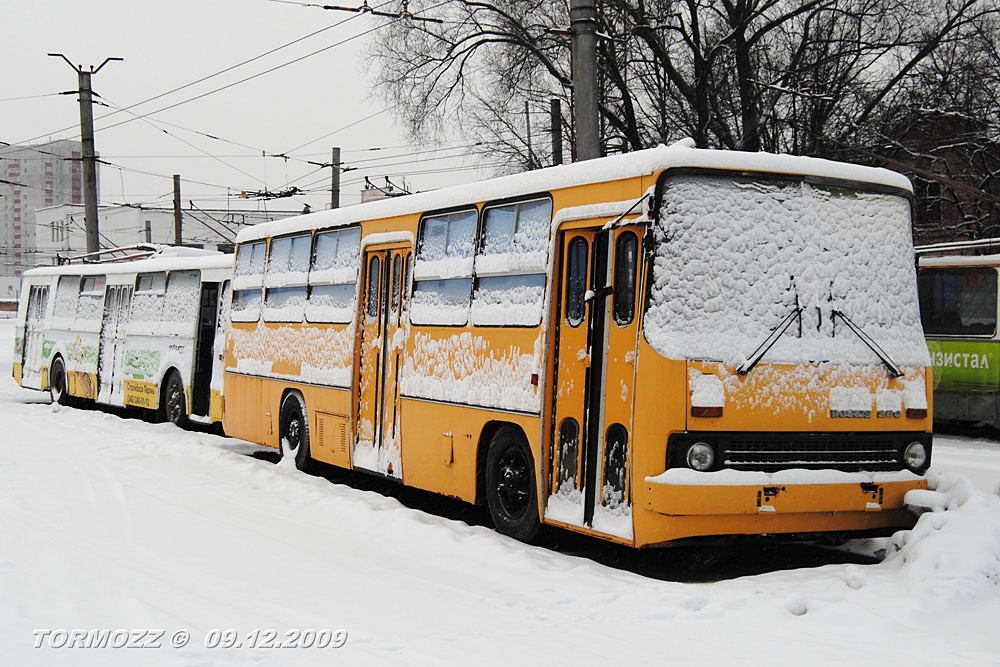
191,282,220,418
210,280,230,422
355,243,411,479
21,285,50,389
97,285,132,404
549,224,645,531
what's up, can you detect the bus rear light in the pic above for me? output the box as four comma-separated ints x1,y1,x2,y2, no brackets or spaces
691,406,723,418
530,373,539,386
906,408,927,419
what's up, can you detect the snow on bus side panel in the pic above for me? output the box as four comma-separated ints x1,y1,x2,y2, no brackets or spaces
399,331,542,414
228,321,357,387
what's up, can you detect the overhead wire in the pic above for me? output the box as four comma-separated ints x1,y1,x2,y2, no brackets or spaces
89,19,397,138
95,94,265,191
0,92,74,103
8,0,470,213
14,3,395,146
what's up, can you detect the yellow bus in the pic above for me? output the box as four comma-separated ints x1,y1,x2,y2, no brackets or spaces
14,246,232,427
224,143,933,547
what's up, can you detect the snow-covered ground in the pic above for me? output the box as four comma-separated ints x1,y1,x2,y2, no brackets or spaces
1,317,998,666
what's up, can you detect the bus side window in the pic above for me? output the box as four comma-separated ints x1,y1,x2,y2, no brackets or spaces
401,255,412,318
367,255,381,322
54,276,80,322
390,254,401,318
613,232,638,326
307,227,361,324
232,240,266,322
566,237,589,326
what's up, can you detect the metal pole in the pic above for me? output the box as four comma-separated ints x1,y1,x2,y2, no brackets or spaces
570,0,600,161
331,147,341,209
551,99,563,165
173,174,182,245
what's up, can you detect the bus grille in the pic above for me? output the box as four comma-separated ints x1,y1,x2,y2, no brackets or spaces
721,435,900,472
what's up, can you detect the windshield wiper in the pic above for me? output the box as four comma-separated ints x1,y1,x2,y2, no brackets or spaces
737,306,803,376
832,310,903,378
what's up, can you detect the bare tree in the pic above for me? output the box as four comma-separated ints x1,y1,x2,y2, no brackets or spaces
369,0,999,178
868,12,1000,244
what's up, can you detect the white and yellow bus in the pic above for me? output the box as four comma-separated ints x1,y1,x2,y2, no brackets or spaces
13,246,232,426
226,143,933,547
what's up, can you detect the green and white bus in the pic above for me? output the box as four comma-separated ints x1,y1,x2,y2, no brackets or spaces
917,239,1000,427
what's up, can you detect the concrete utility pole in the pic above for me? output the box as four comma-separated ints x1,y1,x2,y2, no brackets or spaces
48,53,122,253
569,0,600,161
173,175,182,245
330,146,341,209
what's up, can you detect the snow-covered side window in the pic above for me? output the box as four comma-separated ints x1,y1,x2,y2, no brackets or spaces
264,234,311,323
411,209,477,326
161,270,200,336
76,274,106,324
52,276,80,327
130,272,166,324
645,173,930,367
472,198,551,327
232,240,265,322
307,227,361,323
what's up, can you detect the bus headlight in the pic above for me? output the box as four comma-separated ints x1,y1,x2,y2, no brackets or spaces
686,442,716,472
903,441,928,471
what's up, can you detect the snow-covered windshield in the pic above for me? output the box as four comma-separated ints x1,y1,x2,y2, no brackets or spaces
644,171,930,367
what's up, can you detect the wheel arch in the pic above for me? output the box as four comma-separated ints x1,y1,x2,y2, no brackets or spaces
158,366,184,401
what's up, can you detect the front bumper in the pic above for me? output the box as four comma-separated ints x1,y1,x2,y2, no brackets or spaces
645,469,925,516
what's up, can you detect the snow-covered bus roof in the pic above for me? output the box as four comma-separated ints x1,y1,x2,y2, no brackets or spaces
237,141,913,243
919,254,1000,269
22,250,233,280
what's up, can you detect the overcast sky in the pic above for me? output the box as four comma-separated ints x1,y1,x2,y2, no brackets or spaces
1,0,479,213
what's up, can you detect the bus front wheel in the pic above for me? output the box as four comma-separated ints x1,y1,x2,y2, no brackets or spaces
279,392,312,472
485,426,540,543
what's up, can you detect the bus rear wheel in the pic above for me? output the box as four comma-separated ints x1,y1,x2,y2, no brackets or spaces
161,372,187,427
485,426,540,543
49,358,71,406
279,392,312,472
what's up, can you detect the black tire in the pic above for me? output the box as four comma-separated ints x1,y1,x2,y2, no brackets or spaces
485,426,540,542
279,392,312,472
49,358,71,406
162,372,187,427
